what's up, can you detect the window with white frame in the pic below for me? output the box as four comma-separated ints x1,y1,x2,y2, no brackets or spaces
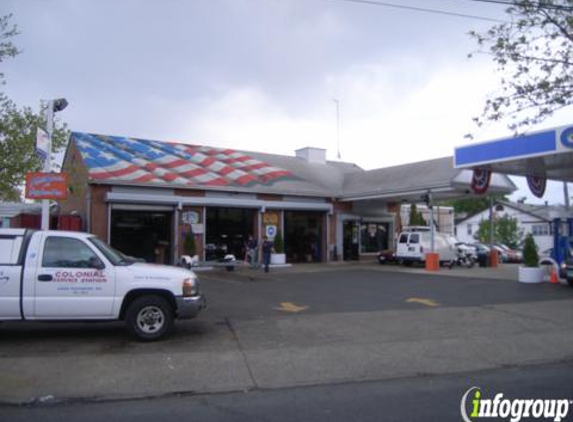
531,224,550,236
467,224,472,236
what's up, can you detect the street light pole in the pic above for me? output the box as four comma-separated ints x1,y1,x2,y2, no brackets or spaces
40,98,68,230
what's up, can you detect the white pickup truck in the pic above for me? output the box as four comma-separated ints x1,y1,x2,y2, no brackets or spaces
0,229,206,341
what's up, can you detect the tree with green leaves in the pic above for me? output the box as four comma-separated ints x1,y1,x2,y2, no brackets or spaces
408,204,426,226
0,14,69,201
440,195,508,217
468,0,573,134
522,232,539,267
183,227,197,256
273,229,284,254
474,214,523,248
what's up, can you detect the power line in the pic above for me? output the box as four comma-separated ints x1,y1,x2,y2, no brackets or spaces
328,0,507,22
466,0,573,12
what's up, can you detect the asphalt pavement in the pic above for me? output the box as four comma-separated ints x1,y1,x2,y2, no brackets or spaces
1,262,572,415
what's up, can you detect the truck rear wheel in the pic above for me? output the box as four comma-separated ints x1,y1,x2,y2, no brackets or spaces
125,295,174,341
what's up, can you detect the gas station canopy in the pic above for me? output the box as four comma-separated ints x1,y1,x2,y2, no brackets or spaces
454,125,573,182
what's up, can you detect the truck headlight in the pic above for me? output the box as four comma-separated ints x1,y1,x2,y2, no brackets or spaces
182,278,199,297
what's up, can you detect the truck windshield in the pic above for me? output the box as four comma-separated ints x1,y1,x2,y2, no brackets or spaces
89,237,134,266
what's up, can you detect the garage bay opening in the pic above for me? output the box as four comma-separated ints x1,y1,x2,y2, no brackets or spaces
110,209,173,264
284,211,324,263
206,207,256,261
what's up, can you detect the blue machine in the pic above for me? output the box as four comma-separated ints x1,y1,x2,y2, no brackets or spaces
552,217,573,268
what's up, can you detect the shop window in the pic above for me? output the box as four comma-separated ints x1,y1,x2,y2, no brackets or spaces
531,224,550,236
360,223,389,253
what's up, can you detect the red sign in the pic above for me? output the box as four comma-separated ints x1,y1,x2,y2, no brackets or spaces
25,172,68,200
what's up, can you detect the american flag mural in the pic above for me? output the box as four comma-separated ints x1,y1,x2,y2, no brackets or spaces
72,132,298,187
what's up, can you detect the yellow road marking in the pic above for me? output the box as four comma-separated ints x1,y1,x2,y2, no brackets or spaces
274,302,308,313
406,297,440,307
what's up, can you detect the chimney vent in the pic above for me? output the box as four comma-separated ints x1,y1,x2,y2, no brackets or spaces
295,147,326,164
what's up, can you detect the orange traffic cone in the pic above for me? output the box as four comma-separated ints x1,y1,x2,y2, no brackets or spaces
550,268,559,284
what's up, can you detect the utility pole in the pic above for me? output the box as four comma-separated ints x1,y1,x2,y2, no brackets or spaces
40,98,68,230
333,99,341,159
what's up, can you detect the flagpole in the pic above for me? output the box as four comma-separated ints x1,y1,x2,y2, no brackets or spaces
332,99,341,159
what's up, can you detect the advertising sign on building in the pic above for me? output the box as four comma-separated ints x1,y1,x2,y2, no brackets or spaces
25,172,68,200
266,225,277,239
263,212,279,226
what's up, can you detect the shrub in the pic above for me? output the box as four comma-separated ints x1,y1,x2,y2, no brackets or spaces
273,230,284,254
184,228,196,256
522,233,538,268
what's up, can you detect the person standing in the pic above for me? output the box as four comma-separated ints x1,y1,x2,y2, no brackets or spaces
261,235,275,273
246,235,259,268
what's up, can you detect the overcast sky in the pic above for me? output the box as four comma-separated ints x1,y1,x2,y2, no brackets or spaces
3,0,572,204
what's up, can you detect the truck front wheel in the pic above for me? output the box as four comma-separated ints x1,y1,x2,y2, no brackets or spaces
125,295,174,341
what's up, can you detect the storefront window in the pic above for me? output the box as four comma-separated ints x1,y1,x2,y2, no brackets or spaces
360,223,389,253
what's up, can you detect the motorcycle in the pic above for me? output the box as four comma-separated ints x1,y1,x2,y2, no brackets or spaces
448,246,476,269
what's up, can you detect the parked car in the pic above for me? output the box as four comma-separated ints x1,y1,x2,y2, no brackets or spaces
377,249,397,264
541,247,573,281
565,256,573,285
496,244,522,263
396,228,456,266
490,245,508,263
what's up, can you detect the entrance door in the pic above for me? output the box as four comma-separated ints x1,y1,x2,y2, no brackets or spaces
343,221,359,260
111,210,173,264
284,211,324,263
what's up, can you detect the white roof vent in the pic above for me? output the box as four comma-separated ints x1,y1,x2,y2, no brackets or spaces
295,147,326,164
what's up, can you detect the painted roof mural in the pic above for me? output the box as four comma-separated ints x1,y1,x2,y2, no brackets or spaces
71,132,298,187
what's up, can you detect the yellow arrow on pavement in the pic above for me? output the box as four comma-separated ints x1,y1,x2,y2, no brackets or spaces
406,297,440,307
274,302,308,313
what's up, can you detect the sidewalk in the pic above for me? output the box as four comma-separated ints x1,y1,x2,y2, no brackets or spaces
200,259,521,282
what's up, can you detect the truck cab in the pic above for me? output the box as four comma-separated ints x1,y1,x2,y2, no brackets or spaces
0,229,206,340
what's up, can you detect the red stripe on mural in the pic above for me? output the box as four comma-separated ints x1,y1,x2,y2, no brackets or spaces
217,166,238,176
233,174,258,185
179,168,208,177
132,174,157,183
162,159,189,169
238,162,270,172
204,178,229,186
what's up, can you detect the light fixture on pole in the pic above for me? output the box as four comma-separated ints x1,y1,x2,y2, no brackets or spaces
40,98,68,230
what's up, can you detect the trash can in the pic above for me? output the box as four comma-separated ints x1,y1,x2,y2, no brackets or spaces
478,253,488,267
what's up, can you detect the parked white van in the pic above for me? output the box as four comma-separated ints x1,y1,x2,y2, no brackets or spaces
396,226,456,266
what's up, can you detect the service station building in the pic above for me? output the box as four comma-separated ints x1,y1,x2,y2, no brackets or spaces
60,132,515,265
